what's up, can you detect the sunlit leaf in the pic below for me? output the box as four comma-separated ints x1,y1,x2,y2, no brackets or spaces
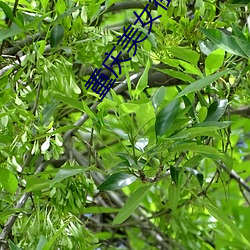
200,28,247,58
98,172,137,190
205,49,225,75
177,70,231,97
0,168,18,194
198,106,208,122
51,166,86,186
24,177,51,192
151,86,166,111
205,99,228,122
134,59,150,98
193,121,231,129
119,103,140,115
0,1,14,21
53,92,84,112
168,182,180,210
168,47,200,65
40,0,49,9
156,68,195,83
170,126,220,139
203,201,250,248
80,206,120,214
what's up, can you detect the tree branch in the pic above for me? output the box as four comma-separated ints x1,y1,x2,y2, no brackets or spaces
101,2,147,13
0,45,51,78
219,163,250,193
2,32,46,56
0,161,49,241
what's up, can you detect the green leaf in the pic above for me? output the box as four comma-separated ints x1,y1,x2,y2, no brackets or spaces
9,241,21,250
0,25,23,42
138,26,157,49
41,101,60,125
105,0,116,8
0,168,18,194
24,12,52,30
231,24,247,41
53,92,84,112
54,5,83,24
51,166,86,186
98,172,137,191
112,185,151,224
119,103,140,115
205,99,228,122
0,209,24,223
178,92,195,119
36,236,48,250
168,47,200,65
176,70,231,98
170,143,229,165
234,36,250,58
50,24,64,47
198,106,208,122
205,49,225,75
203,201,250,248
170,166,181,186
183,155,204,168
42,223,69,250
170,126,220,139
155,99,179,137
80,206,120,214
156,68,195,83
0,1,14,21
230,24,250,58
193,121,231,129
200,28,247,58
151,86,166,111
185,167,204,187
178,61,203,76
168,182,180,210
134,59,150,98
24,177,51,192
40,0,49,9
199,39,218,56
34,125,79,140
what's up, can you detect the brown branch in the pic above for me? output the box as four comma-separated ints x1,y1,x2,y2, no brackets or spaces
230,106,250,118
0,45,51,78
219,163,250,193
101,2,147,13
2,32,46,56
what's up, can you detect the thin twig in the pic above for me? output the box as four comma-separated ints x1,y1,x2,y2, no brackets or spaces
32,80,42,115
2,32,46,56
0,161,48,241
219,163,250,193
0,45,51,78
239,184,250,206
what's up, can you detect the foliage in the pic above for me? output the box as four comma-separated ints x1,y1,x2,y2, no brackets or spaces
0,0,250,249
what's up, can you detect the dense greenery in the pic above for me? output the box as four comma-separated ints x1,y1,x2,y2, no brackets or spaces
0,0,250,249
